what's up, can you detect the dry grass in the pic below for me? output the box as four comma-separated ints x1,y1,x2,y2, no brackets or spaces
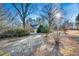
34,45,49,56
34,30,79,56
34,44,53,56
34,34,54,56
0,50,10,56
60,30,79,56
66,30,79,36
60,47,79,56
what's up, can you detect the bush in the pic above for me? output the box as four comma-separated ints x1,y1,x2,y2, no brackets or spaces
0,29,30,38
0,50,10,56
37,25,51,33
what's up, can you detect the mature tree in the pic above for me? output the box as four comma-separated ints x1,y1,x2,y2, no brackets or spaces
41,4,53,27
0,4,22,31
41,4,64,56
11,3,31,29
0,4,10,31
0,6,8,21
40,4,63,30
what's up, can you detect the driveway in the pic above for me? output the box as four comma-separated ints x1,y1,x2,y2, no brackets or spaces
0,34,46,56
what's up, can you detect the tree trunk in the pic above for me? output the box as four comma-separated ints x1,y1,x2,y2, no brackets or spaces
22,19,26,29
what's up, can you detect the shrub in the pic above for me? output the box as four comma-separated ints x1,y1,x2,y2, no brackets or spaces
14,29,29,37
0,50,10,56
37,25,51,33
0,28,30,38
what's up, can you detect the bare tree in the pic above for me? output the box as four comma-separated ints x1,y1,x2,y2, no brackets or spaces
0,4,22,32
41,4,53,28
11,3,31,29
41,3,64,56
40,4,60,31
0,4,10,31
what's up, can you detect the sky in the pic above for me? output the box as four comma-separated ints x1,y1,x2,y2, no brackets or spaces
2,3,79,24
61,3,79,23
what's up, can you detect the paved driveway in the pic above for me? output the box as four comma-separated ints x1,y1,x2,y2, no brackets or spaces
1,34,45,56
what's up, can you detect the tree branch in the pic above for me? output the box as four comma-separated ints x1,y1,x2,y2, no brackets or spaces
21,4,24,17
24,3,31,17
11,4,23,19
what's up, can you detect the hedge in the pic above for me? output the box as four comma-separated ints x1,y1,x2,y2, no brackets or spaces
0,29,30,38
